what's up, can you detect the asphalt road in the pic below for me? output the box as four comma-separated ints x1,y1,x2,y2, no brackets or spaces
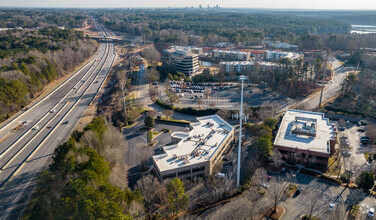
0,23,116,219
301,58,348,110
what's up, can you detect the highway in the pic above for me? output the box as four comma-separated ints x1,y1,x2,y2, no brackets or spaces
0,21,116,219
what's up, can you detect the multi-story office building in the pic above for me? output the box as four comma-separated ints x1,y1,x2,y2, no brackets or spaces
212,50,250,61
273,110,337,168
163,47,200,75
219,61,280,73
153,115,234,180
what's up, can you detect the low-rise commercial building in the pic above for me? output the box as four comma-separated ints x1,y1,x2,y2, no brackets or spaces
153,115,234,180
273,110,337,168
219,61,280,73
265,50,303,61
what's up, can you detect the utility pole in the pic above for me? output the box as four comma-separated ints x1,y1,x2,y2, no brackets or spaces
318,86,324,108
237,75,248,188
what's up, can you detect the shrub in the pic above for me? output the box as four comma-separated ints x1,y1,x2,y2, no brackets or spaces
356,171,374,189
144,116,155,128
264,118,278,130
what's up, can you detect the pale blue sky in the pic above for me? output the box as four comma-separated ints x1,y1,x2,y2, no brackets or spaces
0,0,375,10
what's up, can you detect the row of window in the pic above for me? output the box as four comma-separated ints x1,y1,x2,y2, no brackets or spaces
162,166,205,180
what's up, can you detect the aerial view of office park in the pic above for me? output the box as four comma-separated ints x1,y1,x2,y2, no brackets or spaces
1,1,376,219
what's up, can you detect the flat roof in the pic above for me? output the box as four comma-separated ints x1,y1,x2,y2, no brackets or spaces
153,115,233,172
219,61,279,67
274,109,335,154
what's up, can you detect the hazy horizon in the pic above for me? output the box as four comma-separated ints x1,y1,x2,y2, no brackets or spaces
1,0,376,10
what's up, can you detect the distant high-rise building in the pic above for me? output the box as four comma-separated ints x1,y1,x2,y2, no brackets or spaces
199,4,202,8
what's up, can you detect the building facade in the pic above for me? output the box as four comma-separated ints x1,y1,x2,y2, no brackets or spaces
219,61,280,73
212,50,250,61
153,115,234,180
273,110,337,169
163,47,200,75
265,50,303,61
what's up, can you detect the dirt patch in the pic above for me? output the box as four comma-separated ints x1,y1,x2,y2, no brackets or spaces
258,205,285,220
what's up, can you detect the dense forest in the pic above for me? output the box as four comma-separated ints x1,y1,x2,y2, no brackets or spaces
0,9,88,28
0,27,97,122
97,10,351,47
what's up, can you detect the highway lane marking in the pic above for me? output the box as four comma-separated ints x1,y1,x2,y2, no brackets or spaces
0,42,111,189
0,23,113,218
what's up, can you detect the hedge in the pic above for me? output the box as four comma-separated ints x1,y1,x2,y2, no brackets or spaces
155,99,218,116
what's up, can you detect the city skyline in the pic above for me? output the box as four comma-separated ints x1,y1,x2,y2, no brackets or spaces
1,0,376,10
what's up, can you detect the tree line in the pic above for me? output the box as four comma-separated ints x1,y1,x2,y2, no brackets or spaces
0,27,97,122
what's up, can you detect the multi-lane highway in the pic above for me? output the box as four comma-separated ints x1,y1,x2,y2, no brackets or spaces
0,22,116,219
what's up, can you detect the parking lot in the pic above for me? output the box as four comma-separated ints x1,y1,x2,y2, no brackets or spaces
336,121,371,169
159,81,294,111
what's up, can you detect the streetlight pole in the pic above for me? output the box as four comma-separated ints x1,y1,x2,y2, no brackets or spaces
237,75,248,188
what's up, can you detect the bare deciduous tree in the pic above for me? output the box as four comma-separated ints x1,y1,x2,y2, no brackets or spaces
135,174,168,213
268,179,286,213
251,167,267,186
137,144,154,168
163,109,174,119
271,148,283,168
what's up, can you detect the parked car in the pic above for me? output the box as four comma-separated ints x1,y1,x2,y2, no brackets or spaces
62,121,69,125
328,203,335,211
357,128,366,132
32,126,39,130
50,109,55,113
259,183,269,189
361,136,370,140
342,149,352,157
338,126,346,131
281,167,286,173
368,208,374,217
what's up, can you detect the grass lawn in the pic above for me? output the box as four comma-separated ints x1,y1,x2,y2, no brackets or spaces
285,183,298,197
325,151,342,176
157,116,190,124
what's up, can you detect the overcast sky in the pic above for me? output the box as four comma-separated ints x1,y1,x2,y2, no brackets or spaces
0,0,375,10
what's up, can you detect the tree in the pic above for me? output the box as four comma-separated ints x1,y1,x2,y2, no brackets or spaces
141,46,161,62
264,117,278,130
137,145,154,168
256,137,273,158
149,86,158,99
163,109,174,119
356,171,374,189
342,73,358,93
166,90,179,105
135,175,168,213
197,98,204,108
268,180,286,213
145,67,160,83
251,167,267,185
167,177,188,215
271,148,283,168
144,116,155,129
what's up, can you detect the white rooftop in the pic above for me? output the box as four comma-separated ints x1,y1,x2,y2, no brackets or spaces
219,61,279,67
153,115,233,172
274,109,335,154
